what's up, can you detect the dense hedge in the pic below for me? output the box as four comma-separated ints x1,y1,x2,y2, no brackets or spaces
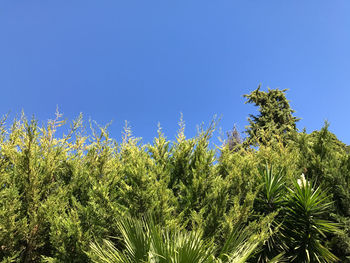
0,111,349,262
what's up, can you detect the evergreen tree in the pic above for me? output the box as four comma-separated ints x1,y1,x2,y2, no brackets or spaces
244,86,300,145
0,108,344,263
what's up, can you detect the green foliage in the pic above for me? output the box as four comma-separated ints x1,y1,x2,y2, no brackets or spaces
284,176,339,262
294,122,350,261
255,165,286,214
89,216,214,263
244,86,300,146
251,165,287,263
251,168,339,263
0,113,264,262
0,88,347,262
89,215,270,263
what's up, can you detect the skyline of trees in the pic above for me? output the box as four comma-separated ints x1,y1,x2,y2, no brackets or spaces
0,87,349,262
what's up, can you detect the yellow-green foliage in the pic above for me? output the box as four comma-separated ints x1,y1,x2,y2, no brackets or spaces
0,113,259,262
0,111,347,262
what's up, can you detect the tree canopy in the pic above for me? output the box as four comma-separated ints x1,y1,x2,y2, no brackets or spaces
1,89,349,262
244,86,300,145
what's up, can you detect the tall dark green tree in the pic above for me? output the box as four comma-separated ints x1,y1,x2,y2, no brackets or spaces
244,86,300,145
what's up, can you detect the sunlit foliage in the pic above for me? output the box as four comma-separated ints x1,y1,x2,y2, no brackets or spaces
0,88,349,262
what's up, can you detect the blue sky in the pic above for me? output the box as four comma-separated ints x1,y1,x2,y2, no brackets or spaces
1,1,349,144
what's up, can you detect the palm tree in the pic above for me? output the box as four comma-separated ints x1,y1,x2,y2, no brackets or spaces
252,165,287,262
89,216,268,263
283,175,339,262
252,166,339,263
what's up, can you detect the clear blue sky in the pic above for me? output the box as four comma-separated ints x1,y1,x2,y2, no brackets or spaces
1,1,349,144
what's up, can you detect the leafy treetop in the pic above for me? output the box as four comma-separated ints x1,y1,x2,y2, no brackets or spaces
244,86,300,145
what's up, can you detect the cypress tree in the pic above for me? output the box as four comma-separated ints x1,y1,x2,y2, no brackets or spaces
244,86,300,145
